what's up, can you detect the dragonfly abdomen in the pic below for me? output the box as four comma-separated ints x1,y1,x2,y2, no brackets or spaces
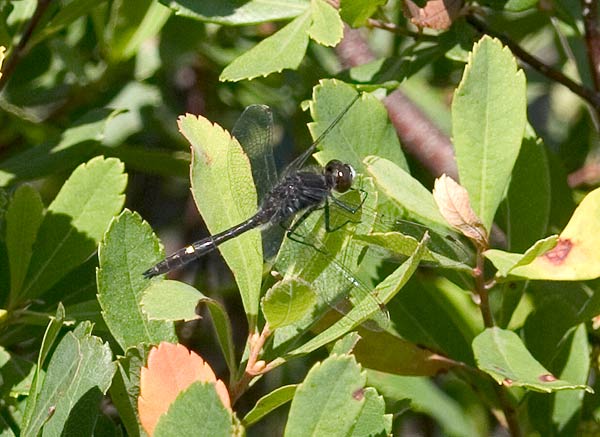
143,214,267,278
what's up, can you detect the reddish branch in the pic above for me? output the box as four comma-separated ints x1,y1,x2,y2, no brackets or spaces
336,26,458,179
582,0,600,92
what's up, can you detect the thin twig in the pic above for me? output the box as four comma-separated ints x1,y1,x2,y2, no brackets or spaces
0,0,53,91
581,0,600,92
466,14,600,110
367,18,437,41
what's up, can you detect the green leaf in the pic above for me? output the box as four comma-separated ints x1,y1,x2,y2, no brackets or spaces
154,382,233,437
355,232,471,271
262,278,316,329
21,304,67,430
452,36,527,231
5,185,44,304
182,112,262,326
309,79,408,173
308,0,343,47
367,370,479,436
340,0,386,27
97,210,177,351
106,0,171,61
19,157,127,301
141,279,238,376
242,385,297,427
502,132,551,252
386,275,482,365
284,355,367,436
220,10,311,82
287,233,427,357
472,327,592,393
21,323,116,437
484,235,559,278
159,0,309,25
29,0,109,46
0,109,124,186
353,329,455,376
141,280,205,322
351,387,392,437
364,156,449,231
527,324,590,435
110,345,150,437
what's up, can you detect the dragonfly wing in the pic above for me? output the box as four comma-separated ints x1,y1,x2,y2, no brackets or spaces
232,104,277,204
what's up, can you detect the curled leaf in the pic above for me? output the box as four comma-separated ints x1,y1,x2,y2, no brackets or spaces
433,174,488,248
138,342,231,436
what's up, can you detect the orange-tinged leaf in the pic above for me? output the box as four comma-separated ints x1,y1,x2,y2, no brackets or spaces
138,342,231,436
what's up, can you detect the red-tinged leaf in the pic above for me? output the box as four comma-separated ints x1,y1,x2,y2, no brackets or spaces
138,342,231,436
433,174,488,248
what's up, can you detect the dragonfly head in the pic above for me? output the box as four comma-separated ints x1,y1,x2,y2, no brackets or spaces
325,160,355,193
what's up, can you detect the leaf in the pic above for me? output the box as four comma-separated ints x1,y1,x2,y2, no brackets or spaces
502,132,551,252
284,355,367,436
181,112,262,326
364,156,450,231
472,328,592,393
0,108,124,186
21,323,116,437
220,10,311,82
308,0,343,47
355,232,472,271
287,233,428,357
452,36,527,231
159,0,309,25
340,0,386,27
433,174,488,248
350,387,392,437
309,80,408,174
97,210,177,351
5,185,44,303
484,235,559,277
141,280,205,322
403,0,462,30
106,0,171,61
139,343,231,436
20,156,127,301
153,382,234,437
387,275,482,365
262,278,316,329
527,324,590,435
490,186,600,280
142,280,238,375
242,385,297,427
353,329,456,376
110,345,150,437
367,370,479,436
20,305,66,431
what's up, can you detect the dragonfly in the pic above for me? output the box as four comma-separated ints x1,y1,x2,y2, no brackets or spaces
143,91,460,328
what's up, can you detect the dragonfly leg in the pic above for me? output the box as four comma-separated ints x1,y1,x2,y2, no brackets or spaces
325,188,368,233
281,206,328,255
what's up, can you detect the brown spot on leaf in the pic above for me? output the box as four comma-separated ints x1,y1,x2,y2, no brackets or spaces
539,373,557,382
502,378,513,386
543,239,573,264
352,388,365,401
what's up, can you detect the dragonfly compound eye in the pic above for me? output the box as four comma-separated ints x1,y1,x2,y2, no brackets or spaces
325,160,355,193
